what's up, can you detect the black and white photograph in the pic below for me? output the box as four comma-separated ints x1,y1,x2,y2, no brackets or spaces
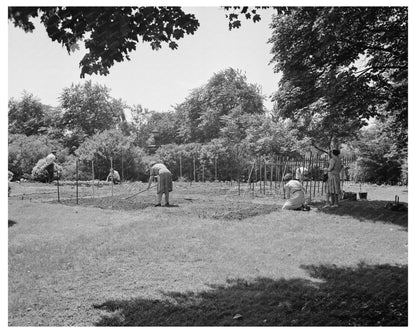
5,1,411,328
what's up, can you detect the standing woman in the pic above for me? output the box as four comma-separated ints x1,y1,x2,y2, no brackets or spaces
327,149,343,207
147,161,173,207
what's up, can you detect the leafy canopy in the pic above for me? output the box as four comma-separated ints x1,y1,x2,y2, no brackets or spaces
175,68,265,143
268,7,407,151
9,7,200,78
59,80,125,138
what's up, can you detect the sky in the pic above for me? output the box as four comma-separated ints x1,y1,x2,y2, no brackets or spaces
8,6,281,113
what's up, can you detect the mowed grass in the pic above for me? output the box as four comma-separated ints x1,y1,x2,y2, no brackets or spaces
8,182,408,326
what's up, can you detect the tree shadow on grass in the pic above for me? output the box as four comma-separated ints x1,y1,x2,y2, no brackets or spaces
8,219,17,227
93,263,407,326
314,200,408,229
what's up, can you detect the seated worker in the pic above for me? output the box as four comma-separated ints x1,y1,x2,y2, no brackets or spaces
106,168,120,184
282,173,310,211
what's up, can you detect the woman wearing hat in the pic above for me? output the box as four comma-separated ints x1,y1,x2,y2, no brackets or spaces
147,161,173,207
327,149,343,208
282,173,308,210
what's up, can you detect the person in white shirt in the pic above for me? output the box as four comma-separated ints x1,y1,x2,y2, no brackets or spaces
106,168,120,184
282,173,308,210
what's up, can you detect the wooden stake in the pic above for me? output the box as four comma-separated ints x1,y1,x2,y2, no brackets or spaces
264,158,267,194
193,156,196,183
76,158,79,205
110,157,114,210
92,160,95,200
57,174,60,203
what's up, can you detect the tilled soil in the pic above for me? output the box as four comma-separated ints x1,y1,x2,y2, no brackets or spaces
58,194,282,220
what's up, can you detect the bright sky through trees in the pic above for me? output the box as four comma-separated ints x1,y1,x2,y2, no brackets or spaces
8,6,280,113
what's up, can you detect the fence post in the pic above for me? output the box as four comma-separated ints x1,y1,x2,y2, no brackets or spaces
313,154,318,199
202,163,205,183
92,160,95,200
214,155,218,181
179,153,183,179
259,156,262,193
121,148,124,183
76,157,79,205
110,157,114,200
57,174,60,203
193,156,196,183
263,158,267,195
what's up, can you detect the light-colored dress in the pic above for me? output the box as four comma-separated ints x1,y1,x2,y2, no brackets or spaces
150,163,173,194
328,156,343,194
295,167,307,181
282,180,305,210
107,170,120,183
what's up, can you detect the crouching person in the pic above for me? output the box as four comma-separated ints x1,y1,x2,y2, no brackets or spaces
282,173,310,211
106,168,120,184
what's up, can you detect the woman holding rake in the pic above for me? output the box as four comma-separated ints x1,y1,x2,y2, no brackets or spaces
147,161,173,207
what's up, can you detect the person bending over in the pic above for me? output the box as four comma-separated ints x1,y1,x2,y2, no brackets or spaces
147,161,173,207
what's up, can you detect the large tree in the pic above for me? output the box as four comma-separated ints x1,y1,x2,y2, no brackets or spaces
8,7,200,78
175,68,265,143
59,80,125,139
8,91,52,136
268,7,407,152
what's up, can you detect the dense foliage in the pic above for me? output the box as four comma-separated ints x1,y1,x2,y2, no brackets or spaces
347,120,404,184
8,7,407,184
8,134,64,179
268,7,407,153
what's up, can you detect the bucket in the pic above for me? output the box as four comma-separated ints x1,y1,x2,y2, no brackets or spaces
359,192,367,200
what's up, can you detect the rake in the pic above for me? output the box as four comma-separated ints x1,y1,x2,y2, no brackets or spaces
122,184,156,200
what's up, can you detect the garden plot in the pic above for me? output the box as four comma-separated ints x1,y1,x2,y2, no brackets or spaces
58,192,282,220
52,182,282,220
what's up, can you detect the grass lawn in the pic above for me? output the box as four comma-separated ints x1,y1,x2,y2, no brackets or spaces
8,182,408,326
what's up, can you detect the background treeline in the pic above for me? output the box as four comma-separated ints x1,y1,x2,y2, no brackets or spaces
8,7,408,184
8,68,406,185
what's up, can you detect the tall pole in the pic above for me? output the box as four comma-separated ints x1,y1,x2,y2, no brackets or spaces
214,155,218,182
263,158,266,194
92,160,95,200
179,153,183,179
259,156,262,193
57,173,60,203
76,158,79,205
193,155,196,183
121,148,124,183
313,154,318,198
202,163,205,183
110,157,114,198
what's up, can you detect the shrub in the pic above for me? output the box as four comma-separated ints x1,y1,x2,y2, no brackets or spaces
8,134,62,180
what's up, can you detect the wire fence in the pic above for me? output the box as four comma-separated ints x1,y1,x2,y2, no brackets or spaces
49,154,356,204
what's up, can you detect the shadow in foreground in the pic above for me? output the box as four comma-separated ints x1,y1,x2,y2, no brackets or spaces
8,220,17,227
315,200,407,228
93,263,407,326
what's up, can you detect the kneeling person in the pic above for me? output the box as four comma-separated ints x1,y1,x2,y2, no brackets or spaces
106,168,120,184
282,173,309,211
